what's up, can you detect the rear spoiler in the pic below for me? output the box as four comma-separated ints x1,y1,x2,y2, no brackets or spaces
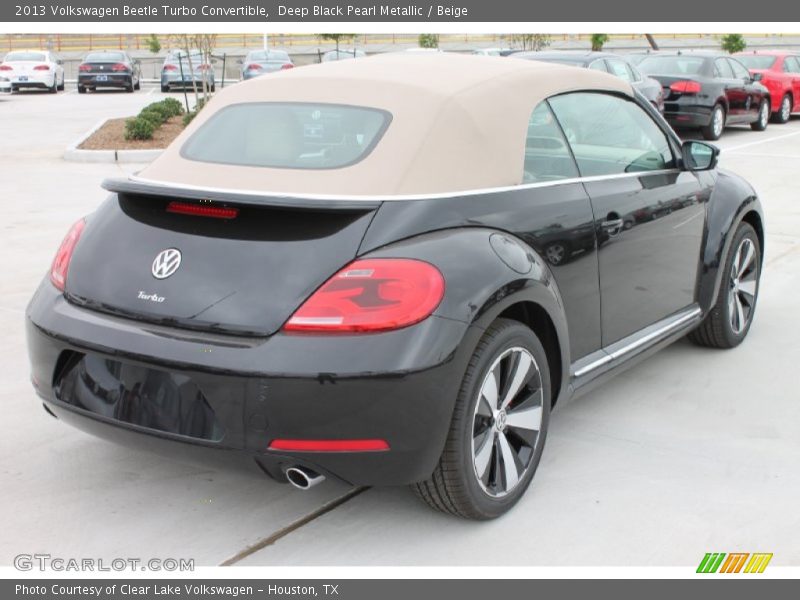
101,177,382,212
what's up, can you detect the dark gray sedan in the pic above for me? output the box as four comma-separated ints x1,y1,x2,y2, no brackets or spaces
514,50,665,112
240,49,294,80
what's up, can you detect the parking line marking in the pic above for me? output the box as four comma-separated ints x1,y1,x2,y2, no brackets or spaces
723,128,800,153
673,210,703,230
219,486,368,566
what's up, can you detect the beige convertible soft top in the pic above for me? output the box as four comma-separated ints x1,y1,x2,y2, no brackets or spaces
137,52,633,197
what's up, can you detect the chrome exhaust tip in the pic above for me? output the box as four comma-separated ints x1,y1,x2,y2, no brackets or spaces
285,466,326,490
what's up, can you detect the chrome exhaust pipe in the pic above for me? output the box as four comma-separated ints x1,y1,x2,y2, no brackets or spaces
285,466,326,490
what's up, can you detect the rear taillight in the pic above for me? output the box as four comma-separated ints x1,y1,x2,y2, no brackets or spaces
33,64,50,71
284,258,445,333
0,64,13,71
163,64,178,71
50,219,86,292
111,63,128,72
246,63,262,70
280,63,294,70
670,80,702,94
198,63,211,71
78,63,91,72
166,201,238,220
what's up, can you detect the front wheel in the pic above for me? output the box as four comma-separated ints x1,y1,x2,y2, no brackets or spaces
751,100,769,131
689,222,761,348
772,94,792,124
701,104,725,140
413,319,551,519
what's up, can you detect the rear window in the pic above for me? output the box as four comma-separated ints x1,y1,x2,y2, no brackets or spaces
249,50,290,62
181,103,392,170
4,52,46,61
85,52,125,62
736,55,777,70
638,56,706,76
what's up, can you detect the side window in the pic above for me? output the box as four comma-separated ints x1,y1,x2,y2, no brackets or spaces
548,92,676,177
522,102,580,184
588,60,608,72
714,59,734,79
728,59,751,80
607,59,634,82
787,56,800,73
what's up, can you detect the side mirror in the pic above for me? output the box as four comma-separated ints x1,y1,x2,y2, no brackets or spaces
752,72,763,82
682,140,719,171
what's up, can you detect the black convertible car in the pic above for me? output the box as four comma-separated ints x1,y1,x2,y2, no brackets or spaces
26,54,763,519
638,51,771,140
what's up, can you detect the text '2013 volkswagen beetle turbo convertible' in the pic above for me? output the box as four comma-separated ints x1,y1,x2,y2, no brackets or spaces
26,54,764,519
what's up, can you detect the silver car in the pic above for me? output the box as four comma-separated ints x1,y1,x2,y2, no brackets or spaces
240,49,294,80
160,50,215,93
321,49,366,62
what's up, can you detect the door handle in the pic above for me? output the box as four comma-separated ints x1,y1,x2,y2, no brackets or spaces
601,218,624,236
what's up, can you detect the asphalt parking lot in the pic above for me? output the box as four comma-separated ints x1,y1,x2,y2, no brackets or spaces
1,87,799,567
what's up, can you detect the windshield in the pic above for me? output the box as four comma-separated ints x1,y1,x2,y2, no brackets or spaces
638,56,706,75
736,55,777,70
85,52,125,62
4,52,46,62
181,103,391,170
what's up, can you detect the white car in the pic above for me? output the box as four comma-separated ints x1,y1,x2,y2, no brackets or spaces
0,50,65,93
0,74,10,93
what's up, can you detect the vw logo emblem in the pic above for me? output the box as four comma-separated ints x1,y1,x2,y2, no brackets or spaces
151,248,182,279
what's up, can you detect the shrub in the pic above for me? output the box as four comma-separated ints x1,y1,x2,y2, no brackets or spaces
721,34,747,54
138,109,167,128
124,117,156,141
160,97,184,117
418,34,439,49
182,111,197,127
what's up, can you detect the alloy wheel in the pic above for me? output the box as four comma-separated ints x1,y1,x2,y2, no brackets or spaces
781,96,791,122
471,347,544,498
713,107,724,138
728,238,758,335
759,102,769,128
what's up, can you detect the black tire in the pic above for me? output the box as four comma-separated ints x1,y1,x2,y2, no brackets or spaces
771,94,792,124
210,84,216,92
413,318,551,519
701,104,725,141
57,75,65,91
134,78,140,91
751,100,769,131
689,222,761,349
77,85,86,94
125,78,134,93
160,84,169,93
48,77,57,94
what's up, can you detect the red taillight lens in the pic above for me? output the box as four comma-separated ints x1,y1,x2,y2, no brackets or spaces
280,63,294,70
166,201,238,220
198,63,211,71
268,439,390,452
78,63,91,72
670,80,702,94
0,64,13,71
163,64,178,71
111,63,128,72
246,63,262,70
284,258,445,333
33,64,50,71
50,219,86,292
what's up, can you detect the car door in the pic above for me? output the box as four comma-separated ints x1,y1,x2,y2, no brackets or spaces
714,58,747,121
786,56,800,105
548,91,710,346
728,58,762,121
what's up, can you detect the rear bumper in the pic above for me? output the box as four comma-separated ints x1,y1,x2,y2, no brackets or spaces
662,103,713,128
26,282,477,486
78,74,130,88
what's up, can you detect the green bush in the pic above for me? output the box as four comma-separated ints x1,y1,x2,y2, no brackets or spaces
160,97,184,117
124,117,156,141
182,111,197,127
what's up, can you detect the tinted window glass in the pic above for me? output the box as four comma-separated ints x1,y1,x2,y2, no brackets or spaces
607,59,634,82
728,59,751,80
4,51,46,61
85,52,125,62
248,50,290,62
736,55,777,70
785,56,800,73
588,60,607,71
548,93,675,177
523,102,579,184
639,56,705,75
714,59,735,78
182,103,391,170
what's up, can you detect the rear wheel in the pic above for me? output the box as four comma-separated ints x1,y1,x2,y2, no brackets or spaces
751,100,769,131
125,78,134,93
701,104,725,140
413,318,551,519
160,84,169,93
134,78,140,91
772,94,792,124
689,222,760,349
57,74,65,91
48,76,57,94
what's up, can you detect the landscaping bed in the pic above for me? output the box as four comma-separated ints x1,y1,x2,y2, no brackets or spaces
78,115,185,150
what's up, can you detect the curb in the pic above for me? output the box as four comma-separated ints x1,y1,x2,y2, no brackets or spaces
63,118,164,163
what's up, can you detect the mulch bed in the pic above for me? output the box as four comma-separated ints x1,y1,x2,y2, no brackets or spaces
78,116,185,150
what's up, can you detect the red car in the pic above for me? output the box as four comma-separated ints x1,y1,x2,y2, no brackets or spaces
736,51,800,123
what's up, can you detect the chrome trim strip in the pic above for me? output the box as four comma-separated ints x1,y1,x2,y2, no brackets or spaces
571,306,702,380
127,169,681,203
